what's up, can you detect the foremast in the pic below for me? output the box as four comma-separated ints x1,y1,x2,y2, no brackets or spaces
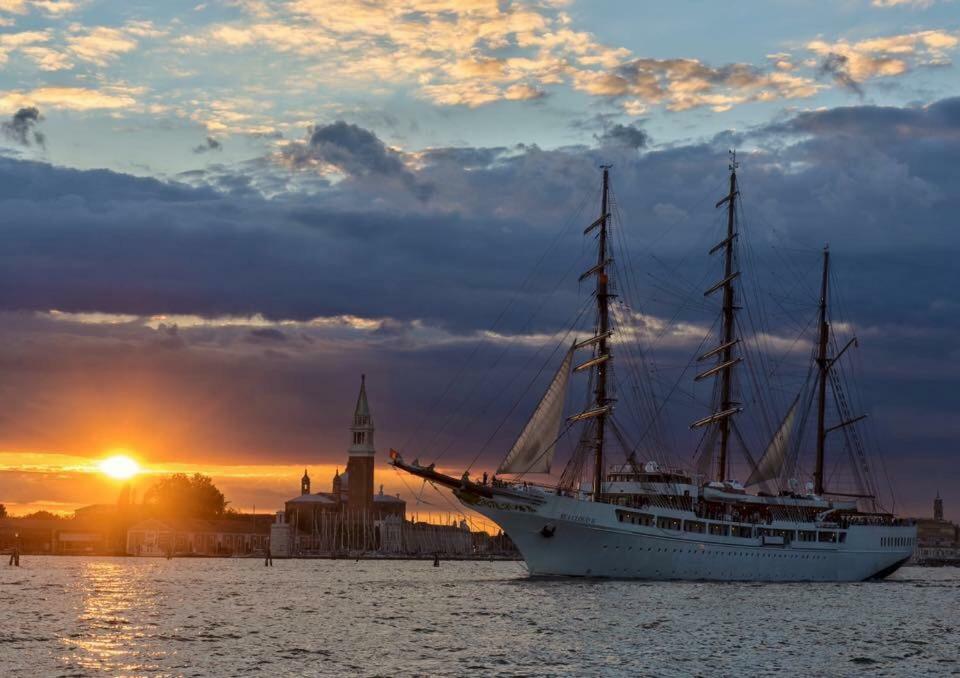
580,166,613,501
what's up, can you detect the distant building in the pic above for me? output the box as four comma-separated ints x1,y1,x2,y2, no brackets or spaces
126,517,271,557
284,375,406,553
912,491,960,566
0,501,136,555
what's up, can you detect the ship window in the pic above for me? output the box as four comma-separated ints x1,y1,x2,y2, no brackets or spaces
683,520,706,534
818,531,837,543
799,530,816,542
657,517,681,531
838,532,847,543
708,523,729,536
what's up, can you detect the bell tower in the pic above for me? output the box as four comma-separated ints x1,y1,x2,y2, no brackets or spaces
301,469,311,495
934,490,944,521
346,374,375,512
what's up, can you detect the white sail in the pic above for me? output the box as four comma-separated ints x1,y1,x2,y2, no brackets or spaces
498,348,574,474
746,396,800,486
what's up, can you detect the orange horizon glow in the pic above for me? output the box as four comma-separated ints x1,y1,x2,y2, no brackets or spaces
0,450,503,533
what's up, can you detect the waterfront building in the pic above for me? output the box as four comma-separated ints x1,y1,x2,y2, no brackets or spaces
284,375,406,553
912,491,960,566
125,517,270,556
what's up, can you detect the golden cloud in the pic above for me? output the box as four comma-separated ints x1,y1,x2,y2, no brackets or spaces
807,29,958,82
0,85,137,110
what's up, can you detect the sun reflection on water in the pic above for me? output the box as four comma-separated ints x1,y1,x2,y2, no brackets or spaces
60,561,159,673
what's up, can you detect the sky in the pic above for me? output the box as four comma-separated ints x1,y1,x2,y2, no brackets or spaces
0,0,957,522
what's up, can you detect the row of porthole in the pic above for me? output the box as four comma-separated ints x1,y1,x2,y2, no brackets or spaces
881,536,914,547
600,544,828,560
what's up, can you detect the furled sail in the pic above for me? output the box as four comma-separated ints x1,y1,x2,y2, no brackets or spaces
746,396,800,486
497,348,574,474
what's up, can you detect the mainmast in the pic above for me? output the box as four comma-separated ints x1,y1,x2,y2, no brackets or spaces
692,152,742,482
717,156,739,482
592,166,612,500
814,247,830,496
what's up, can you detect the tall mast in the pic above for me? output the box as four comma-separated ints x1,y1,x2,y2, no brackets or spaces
716,156,739,482
814,247,830,495
691,153,742,480
592,165,611,501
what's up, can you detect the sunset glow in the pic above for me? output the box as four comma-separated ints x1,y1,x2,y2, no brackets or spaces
98,454,140,480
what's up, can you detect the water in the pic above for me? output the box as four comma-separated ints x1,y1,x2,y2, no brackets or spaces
1,558,957,677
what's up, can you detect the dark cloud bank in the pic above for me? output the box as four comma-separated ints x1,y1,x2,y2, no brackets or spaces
0,98,958,517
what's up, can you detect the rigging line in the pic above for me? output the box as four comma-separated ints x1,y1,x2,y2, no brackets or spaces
631,315,719,459
612,308,674,461
765,312,817,379
608,197,674,446
614,218,666,447
426,480,468,520
400,186,594,454
735,202,780,434
642,266,716,354
828,290,881,502
391,465,430,509
833,272,890,509
464,298,593,472
441,292,593,465
422,250,594,462
510,420,577,482
609,303,674,456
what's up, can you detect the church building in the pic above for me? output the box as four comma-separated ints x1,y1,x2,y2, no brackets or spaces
284,375,405,552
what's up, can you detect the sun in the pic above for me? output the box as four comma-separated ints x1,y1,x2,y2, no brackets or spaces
99,454,140,480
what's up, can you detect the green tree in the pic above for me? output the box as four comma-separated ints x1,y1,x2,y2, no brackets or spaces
144,473,228,519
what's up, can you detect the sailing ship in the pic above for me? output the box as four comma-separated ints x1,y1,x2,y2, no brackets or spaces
391,157,916,581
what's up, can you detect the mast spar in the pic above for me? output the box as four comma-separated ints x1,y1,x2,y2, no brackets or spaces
692,152,742,483
592,165,612,501
717,154,739,482
814,246,830,496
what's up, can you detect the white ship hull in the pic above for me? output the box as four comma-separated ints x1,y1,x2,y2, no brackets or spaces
459,488,915,581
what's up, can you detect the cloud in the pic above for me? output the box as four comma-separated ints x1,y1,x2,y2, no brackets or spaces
280,120,431,198
0,0,79,15
0,85,137,111
574,57,822,112
806,30,959,85
65,25,138,65
817,52,864,96
871,0,937,6
764,96,960,141
192,136,223,154
19,45,73,70
1,105,45,147
0,29,50,66
596,123,649,150
182,0,826,114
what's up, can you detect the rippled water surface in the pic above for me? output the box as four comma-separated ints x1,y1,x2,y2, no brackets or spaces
1,557,958,676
